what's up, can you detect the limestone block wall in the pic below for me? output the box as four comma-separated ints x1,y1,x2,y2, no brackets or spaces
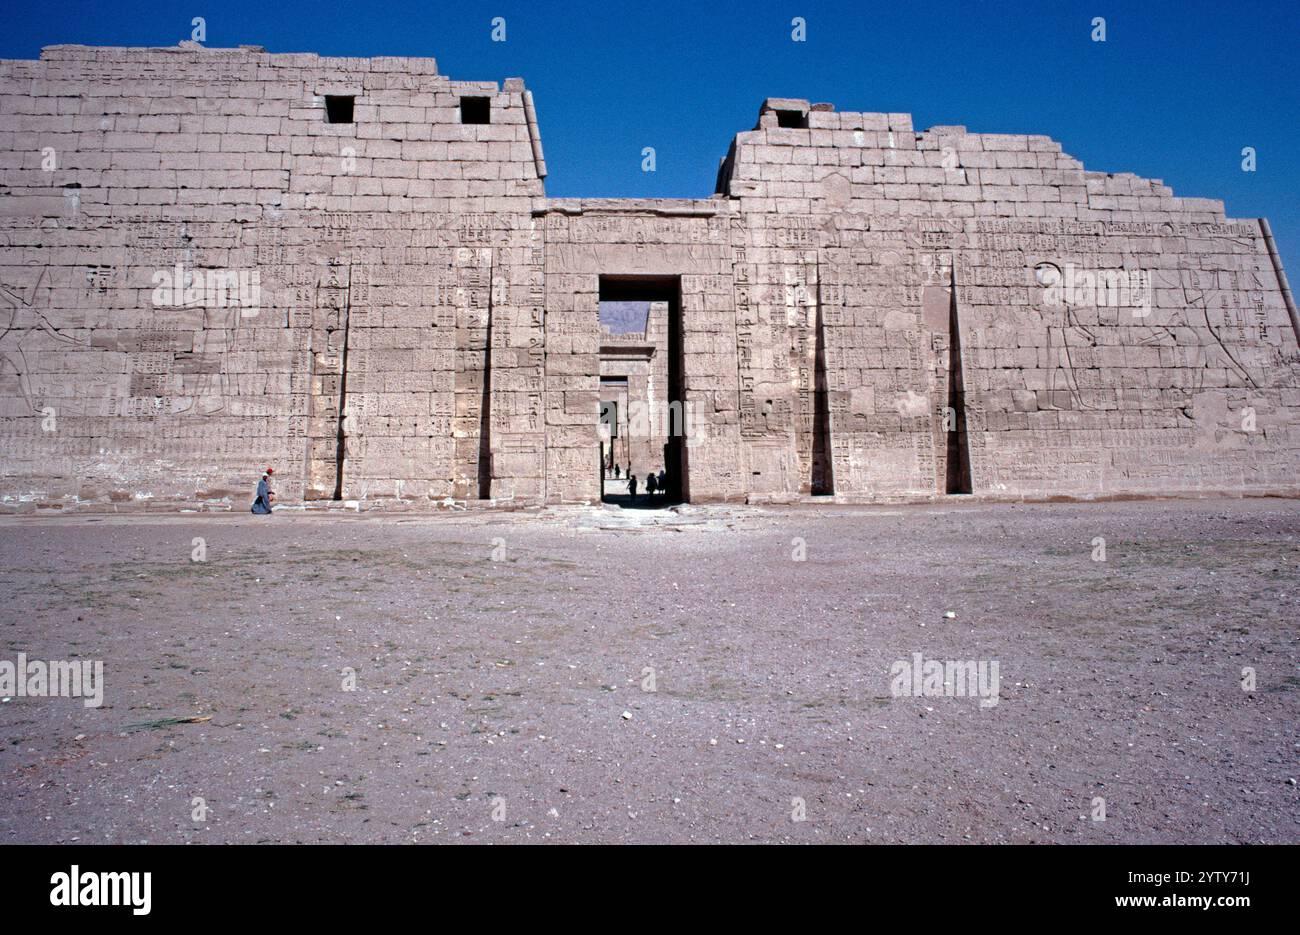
541,200,744,503
719,98,1300,499
0,45,1295,509
0,44,546,509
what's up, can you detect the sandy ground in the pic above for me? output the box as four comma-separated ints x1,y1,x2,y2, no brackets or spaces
0,497,1296,844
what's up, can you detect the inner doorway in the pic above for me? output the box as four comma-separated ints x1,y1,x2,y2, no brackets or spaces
597,275,686,506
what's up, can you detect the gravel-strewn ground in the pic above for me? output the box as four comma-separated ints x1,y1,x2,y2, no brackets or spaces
0,497,1297,844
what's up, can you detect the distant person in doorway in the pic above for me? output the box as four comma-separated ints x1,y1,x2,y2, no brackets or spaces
646,472,658,497
614,463,620,479
627,473,638,499
657,469,667,496
251,466,275,514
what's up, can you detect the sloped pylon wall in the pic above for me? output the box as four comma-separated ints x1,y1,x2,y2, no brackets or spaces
0,46,1295,510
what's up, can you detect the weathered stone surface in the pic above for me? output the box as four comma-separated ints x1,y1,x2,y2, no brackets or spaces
0,45,1296,509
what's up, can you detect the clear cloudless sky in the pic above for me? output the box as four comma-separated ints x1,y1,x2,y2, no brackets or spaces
3,0,1296,267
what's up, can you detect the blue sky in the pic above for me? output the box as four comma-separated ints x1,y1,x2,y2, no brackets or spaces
3,0,1296,266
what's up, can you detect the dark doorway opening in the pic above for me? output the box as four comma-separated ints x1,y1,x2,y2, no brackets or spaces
597,275,686,506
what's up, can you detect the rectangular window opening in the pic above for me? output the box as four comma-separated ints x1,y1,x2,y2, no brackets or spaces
460,96,491,124
776,109,807,129
325,95,354,124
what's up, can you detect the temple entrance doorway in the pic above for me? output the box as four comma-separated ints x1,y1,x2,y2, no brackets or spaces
597,275,686,506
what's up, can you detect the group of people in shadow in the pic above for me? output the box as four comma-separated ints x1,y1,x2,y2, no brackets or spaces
605,464,669,502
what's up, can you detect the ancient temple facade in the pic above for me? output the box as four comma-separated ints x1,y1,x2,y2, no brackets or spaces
1,44,1297,510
